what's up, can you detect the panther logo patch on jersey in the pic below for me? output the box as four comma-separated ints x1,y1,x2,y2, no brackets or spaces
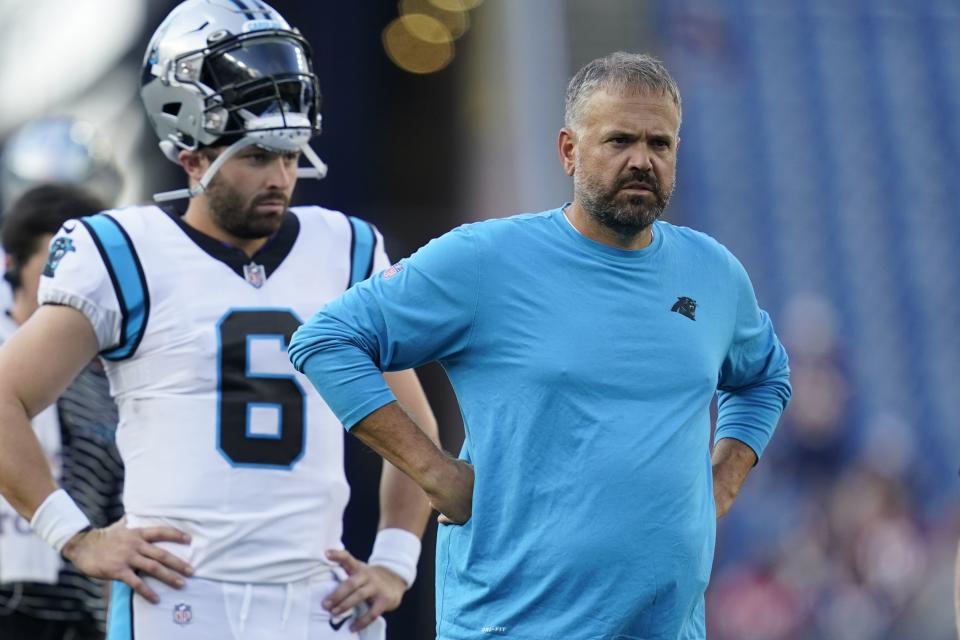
42,237,76,278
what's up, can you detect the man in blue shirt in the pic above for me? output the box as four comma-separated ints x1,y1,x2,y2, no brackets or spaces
290,52,791,639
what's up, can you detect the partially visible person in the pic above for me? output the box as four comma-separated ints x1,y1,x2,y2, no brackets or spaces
289,51,791,639
0,184,123,640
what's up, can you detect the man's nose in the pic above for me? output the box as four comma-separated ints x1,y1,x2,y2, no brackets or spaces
265,156,296,189
627,147,653,173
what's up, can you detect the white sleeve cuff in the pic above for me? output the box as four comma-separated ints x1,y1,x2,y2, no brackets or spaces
367,528,421,589
29,489,91,553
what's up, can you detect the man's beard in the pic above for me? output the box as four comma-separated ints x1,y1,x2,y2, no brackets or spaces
205,177,290,240
575,168,672,237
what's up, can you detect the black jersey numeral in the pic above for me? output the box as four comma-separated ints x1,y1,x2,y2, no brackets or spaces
216,309,305,468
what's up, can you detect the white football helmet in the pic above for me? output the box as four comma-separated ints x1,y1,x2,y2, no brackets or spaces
140,0,327,201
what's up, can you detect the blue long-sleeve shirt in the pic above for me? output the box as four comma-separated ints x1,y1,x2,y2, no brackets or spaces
290,208,791,640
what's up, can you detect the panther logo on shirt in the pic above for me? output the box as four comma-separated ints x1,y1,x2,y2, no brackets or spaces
671,296,697,321
42,237,76,278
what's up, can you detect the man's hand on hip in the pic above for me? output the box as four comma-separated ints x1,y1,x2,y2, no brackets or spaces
61,517,193,603
324,548,405,632
431,458,474,525
711,438,757,520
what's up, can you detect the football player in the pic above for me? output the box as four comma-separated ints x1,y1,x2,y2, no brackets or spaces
0,1,438,638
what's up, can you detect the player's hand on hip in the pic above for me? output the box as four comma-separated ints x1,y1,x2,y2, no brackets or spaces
431,458,474,525
61,516,194,604
323,548,405,632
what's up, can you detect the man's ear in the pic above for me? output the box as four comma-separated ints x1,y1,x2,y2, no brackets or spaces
558,128,577,177
178,149,208,183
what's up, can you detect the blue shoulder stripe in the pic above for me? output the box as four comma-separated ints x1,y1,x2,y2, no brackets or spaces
81,215,150,361
347,216,376,288
107,581,133,640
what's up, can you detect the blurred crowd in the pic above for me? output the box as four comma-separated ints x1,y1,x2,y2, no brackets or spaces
709,292,957,638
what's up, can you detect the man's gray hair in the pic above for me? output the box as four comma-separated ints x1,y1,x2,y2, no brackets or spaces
564,52,682,130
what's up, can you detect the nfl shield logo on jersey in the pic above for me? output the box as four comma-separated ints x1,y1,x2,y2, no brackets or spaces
382,262,404,280
173,603,192,626
243,262,266,288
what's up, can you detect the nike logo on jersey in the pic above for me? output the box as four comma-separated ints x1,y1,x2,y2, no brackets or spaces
63,223,77,233
329,613,350,631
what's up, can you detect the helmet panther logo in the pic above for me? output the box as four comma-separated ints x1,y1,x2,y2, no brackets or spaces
670,296,697,321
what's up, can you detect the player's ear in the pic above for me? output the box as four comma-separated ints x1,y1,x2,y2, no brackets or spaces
558,128,577,177
178,149,208,183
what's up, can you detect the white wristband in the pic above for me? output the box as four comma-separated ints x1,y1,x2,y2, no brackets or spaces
367,528,421,589
29,489,91,553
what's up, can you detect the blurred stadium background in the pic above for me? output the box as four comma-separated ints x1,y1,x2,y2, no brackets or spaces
0,0,957,638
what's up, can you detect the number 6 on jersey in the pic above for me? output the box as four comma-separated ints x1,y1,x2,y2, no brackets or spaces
216,309,305,468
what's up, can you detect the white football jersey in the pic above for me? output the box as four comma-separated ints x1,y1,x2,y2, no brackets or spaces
37,204,388,583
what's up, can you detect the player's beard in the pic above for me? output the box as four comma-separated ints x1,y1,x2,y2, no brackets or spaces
575,168,672,236
205,177,290,240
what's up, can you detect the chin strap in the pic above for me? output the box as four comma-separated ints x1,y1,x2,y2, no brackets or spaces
152,137,329,203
